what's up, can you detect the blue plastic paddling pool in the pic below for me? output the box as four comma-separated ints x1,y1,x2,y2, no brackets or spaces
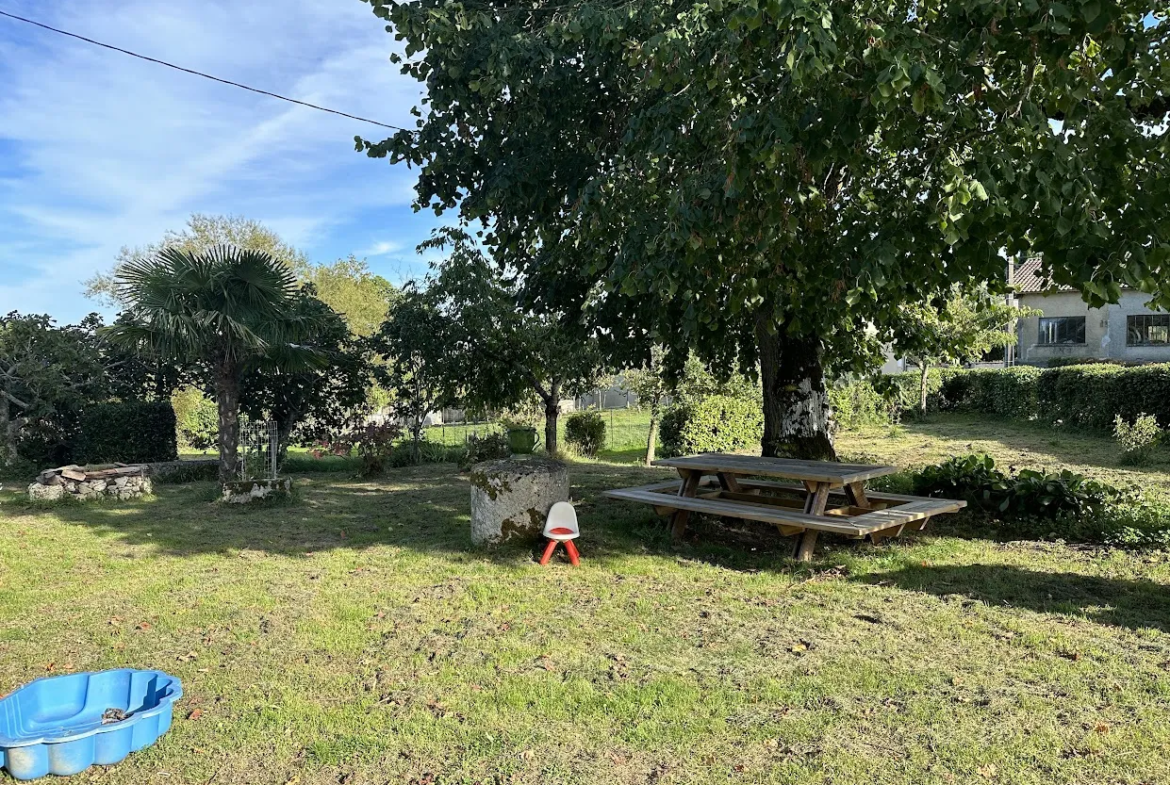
0,669,182,780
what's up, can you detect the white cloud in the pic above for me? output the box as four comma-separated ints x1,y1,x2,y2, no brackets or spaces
365,240,404,257
0,0,425,321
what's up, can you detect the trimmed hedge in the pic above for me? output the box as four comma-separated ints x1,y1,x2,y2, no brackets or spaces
660,394,763,457
875,362,1170,431
75,401,179,465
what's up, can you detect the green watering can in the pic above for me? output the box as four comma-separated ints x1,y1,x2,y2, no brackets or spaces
507,427,540,454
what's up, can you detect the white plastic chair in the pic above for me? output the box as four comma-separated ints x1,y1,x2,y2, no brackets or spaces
540,501,580,566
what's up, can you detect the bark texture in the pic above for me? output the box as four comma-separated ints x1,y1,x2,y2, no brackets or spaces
216,363,242,483
755,316,837,461
543,382,560,456
644,412,658,467
0,394,17,467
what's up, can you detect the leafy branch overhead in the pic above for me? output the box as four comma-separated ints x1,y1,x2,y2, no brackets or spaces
360,0,1170,458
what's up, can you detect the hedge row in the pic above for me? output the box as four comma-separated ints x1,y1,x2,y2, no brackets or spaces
659,394,763,457
863,363,1170,431
74,401,179,465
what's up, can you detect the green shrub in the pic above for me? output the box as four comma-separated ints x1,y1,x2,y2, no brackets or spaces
74,401,178,465
172,387,218,450
1114,413,1163,466
913,453,1123,518
460,432,511,469
565,411,607,457
387,438,463,468
335,422,402,476
659,395,763,458
829,380,897,430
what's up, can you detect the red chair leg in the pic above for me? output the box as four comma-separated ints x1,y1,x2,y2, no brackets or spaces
539,539,559,566
564,540,580,566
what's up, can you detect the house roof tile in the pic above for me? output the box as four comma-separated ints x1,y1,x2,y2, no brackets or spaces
1012,256,1075,294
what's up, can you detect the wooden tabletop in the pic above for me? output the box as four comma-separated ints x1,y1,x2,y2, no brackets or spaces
652,453,900,485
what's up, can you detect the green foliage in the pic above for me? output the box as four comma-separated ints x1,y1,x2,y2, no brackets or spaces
86,214,310,308
172,387,218,450
1046,357,1128,368
564,411,607,457
913,454,1124,520
459,432,511,469
75,401,178,465
900,364,1170,432
362,0,1170,458
297,255,397,338
659,395,764,458
829,380,899,430
1113,414,1163,466
387,439,462,469
153,462,219,484
335,422,403,477
107,245,323,482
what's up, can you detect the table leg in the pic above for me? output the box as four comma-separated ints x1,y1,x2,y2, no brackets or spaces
844,481,871,509
716,472,743,493
795,482,830,561
670,469,702,540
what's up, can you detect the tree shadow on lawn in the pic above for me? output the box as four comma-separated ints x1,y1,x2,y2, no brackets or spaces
899,415,1170,477
1,459,875,574
863,561,1170,632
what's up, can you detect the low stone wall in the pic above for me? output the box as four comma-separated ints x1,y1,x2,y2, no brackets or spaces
28,471,152,502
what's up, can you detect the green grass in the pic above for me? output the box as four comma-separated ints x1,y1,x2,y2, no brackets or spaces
3,413,1170,784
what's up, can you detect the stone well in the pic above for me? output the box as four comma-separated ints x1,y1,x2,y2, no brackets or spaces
469,457,569,546
221,477,293,504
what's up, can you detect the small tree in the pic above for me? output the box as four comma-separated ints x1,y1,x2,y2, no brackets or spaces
894,285,1037,415
417,229,603,455
371,290,456,463
620,346,670,466
107,246,322,482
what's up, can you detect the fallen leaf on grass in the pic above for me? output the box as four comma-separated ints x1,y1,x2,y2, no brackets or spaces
187,709,203,720
978,763,997,779
135,622,152,631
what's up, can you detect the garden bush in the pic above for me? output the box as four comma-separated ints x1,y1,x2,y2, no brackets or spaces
172,387,218,450
909,453,1170,546
829,380,898,430
337,422,402,476
1113,413,1163,466
459,432,511,468
659,395,764,458
565,411,607,457
74,401,178,465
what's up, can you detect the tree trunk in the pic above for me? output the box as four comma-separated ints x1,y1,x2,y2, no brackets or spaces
543,382,560,456
919,361,930,416
215,363,242,483
0,394,18,467
645,409,659,467
755,316,836,461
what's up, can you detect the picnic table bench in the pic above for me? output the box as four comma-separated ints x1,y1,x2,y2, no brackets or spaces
603,453,964,561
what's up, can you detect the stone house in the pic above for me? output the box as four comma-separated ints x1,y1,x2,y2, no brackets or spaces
1011,256,1170,365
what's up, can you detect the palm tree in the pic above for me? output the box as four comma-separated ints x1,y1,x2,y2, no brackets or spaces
106,245,316,482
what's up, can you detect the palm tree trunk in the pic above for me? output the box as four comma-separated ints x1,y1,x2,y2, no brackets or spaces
215,363,242,483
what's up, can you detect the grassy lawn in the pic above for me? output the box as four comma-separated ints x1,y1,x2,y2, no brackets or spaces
4,414,1170,783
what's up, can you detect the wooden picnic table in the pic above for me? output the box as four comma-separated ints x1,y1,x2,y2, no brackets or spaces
603,453,964,561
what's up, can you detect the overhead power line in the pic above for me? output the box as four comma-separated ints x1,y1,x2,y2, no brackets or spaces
0,9,413,133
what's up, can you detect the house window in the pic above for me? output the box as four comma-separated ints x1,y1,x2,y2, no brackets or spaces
1128,314,1170,346
1038,316,1086,345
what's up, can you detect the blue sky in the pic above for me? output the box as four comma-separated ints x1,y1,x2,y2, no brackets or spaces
0,0,444,323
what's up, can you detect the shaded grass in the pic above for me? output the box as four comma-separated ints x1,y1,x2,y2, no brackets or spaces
2,420,1170,783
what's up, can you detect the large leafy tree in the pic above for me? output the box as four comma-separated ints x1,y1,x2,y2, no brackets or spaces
107,246,321,482
416,229,604,454
361,0,1170,459
0,313,107,467
299,256,399,337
